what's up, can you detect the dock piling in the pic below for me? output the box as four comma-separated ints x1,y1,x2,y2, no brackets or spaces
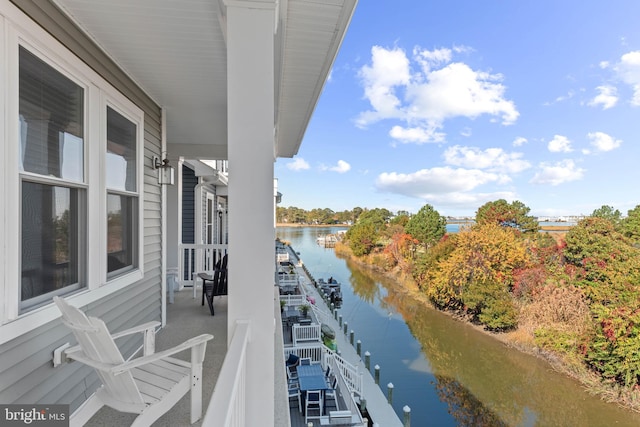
387,383,394,405
374,365,380,384
357,339,361,356
365,351,371,371
350,330,354,346
403,406,411,427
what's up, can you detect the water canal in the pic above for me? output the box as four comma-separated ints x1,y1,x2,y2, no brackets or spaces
276,226,640,427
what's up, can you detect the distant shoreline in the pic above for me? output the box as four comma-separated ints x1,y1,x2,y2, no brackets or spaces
276,223,573,232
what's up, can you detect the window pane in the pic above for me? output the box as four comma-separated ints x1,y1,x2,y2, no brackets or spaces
19,47,84,182
21,182,84,305
106,107,137,192
107,193,138,274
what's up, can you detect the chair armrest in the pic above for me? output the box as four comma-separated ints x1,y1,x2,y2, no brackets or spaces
112,321,161,356
111,321,161,340
65,348,116,372
111,334,213,375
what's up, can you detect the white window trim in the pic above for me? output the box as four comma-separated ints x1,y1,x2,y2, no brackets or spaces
0,5,146,345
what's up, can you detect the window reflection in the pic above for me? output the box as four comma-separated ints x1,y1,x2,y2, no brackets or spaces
21,182,84,306
19,47,84,182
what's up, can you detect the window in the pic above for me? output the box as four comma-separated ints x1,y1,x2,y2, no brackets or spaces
19,47,86,311
1,12,146,334
106,106,139,277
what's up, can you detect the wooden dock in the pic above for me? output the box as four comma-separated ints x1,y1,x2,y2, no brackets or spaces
291,250,404,427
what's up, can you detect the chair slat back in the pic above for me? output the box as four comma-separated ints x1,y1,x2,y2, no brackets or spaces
53,297,144,405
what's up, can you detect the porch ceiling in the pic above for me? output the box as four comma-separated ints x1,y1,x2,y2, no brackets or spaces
52,0,358,160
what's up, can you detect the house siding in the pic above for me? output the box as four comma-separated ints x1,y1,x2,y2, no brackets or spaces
1,0,163,414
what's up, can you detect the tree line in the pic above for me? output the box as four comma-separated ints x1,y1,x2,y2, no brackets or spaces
339,199,640,401
276,206,409,225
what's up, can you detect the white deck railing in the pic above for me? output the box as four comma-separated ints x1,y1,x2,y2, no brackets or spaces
292,324,321,346
323,346,363,397
283,345,324,363
329,357,366,427
283,343,365,426
279,294,307,307
178,243,228,287
202,321,250,427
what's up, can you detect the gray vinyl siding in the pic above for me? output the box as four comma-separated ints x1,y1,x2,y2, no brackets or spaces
1,0,164,414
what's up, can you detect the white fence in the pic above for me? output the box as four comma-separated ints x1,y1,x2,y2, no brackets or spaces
179,243,228,287
284,343,365,426
329,357,366,427
203,321,249,427
323,346,363,398
283,345,324,363
292,324,321,346
280,295,307,307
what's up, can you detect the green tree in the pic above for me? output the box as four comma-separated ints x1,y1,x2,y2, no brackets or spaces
475,199,539,233
390,212,410,227
357,208,392,231
591,205,622,227
621,205,640,244
345,222,377,256
405,204,447,249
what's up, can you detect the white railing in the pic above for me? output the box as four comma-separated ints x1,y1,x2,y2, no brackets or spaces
279,295,307,307
203,321,250,427
277,272,298,285
179,243,227,287
323,346,363,397
292,324,321,346
283,344,365,427
330,358,366,427
283,344,324,363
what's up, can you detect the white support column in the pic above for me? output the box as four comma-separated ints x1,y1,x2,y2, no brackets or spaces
226,1,277,425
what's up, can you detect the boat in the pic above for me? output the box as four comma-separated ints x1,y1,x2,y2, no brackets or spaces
317,277,342,304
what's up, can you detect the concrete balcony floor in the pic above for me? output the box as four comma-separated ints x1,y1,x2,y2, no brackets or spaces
85,288,228,427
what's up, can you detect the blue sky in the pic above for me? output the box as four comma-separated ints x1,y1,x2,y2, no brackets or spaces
274,1,640,218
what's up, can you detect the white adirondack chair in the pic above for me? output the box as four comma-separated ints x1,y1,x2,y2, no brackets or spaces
53,296,213,426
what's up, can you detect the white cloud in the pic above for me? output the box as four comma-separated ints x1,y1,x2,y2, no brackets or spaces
615,51,640,106
530,159,585,186
588,85,618,109
356,46,410,126
287,157,310,171
512,136,527,147
356,46,518,144
460,127,472,137
320,160,351,173
413,47,452,72
375,166,505,197
547,135,573,153
587,131,621,152
329,160,351,173
389,125,445,144
418,191,517,207
443,145,531,174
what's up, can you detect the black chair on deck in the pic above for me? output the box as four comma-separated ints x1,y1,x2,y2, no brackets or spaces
199,253,228,316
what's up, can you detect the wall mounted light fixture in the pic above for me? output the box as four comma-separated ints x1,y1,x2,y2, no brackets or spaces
152,155,175,185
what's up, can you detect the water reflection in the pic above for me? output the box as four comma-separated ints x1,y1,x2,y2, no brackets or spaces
434,375,509,427
345,257,381,304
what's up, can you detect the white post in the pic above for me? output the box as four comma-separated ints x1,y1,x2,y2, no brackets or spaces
227,1,277,425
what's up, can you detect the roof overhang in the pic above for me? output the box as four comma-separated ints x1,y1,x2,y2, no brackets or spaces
52,0,358,160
